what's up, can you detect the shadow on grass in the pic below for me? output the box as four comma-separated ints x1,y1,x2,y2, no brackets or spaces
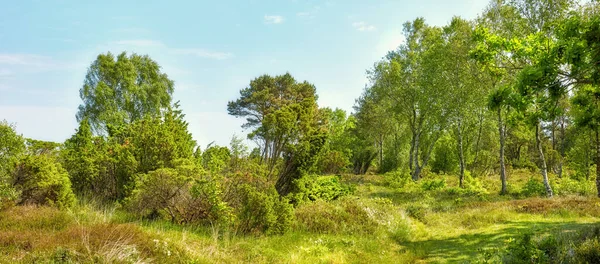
401,221,600,263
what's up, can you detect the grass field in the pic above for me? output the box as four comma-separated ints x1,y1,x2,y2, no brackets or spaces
1,170,599,263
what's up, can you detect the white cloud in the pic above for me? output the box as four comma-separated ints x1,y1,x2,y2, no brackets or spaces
264,15,284,24
352,21,376,32
173,49,234,60
109,40,234,60
112,39,165,47
0,54,53,67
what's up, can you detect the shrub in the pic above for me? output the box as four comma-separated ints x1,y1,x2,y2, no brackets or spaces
222,172,294,235
520,177,546,197
291,175,354,203
318,150,350,174
502,233,546,263
127,159,233,225
486,225,600,263
232,184,294,235
553,176,594,196
575,237,600,263
406,204,429,222
383,170,412,189
13,155,76,208
461,172,489,196
430,135,458,174
421,178,446,191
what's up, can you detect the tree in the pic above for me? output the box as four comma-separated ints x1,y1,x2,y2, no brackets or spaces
558,3,600,196
368,18,451,180
77,52,174,134
442,17,491,187
487,86,513,194
228,73,327,196
317,108,355,174
0,121,25,208
62,118,98,195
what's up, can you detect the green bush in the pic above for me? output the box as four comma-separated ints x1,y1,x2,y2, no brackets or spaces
127,159,233,225
383,170,412,189
502,233,546,263
233,184,294,235
553,176,594,196
420,178,446,191
485,225,600,263
406,204,429,222
575,237,600,263
13,155,76,208
520,177,547,197
291,175,354,203
222,172,294,235
430,135,457,174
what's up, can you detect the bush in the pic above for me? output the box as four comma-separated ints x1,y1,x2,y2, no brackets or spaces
520,177,547,197
575,237,600,263
430,135,457,174
222,172,294,235
13,155,76,208
502,233,546,263
291,175,354,203
127,159,233,225
406,204,429,222
485,225,600,263
232,184,294,235
421,178,446,191
553,176,594,196
383,170,412,189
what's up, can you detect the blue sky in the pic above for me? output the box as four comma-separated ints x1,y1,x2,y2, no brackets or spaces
0,0,489,148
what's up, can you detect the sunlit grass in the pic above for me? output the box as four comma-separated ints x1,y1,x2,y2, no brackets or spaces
0,171,599,263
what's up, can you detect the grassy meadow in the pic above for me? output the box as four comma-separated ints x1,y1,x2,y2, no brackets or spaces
2,169,599,263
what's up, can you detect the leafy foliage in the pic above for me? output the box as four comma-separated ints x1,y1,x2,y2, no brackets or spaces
77,52,174,134
13,155,76,208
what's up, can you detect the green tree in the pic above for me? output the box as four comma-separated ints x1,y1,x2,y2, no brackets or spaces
0,121,25,208
228,73,327,196
62,118,98,195
368,18,451,180
13,154,76,208
77,52,174,134
317,108,355,174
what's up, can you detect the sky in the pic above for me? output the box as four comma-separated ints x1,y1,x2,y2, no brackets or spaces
0,0,490,148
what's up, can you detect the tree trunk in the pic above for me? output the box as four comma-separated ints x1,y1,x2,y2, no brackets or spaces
412,132,420,181
558,116,566,178
378,134,383,170
471,110,484,171
536,122,553,198
498,108,507,195
596,128,600,198
457,123,466,188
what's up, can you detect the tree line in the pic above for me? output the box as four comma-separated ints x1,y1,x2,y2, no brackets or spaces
0,0,600,233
